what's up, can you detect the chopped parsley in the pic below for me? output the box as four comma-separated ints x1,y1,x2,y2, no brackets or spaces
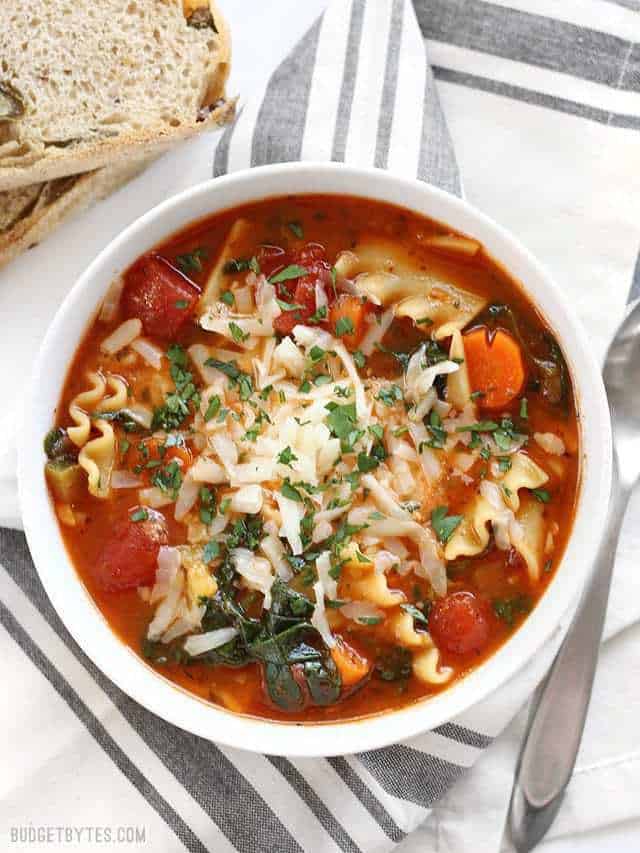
204,358,254,401
288,221,304,239
400,602,429,626
199,487,217,524
325,402,363,452
519,397,528,419
220,290,235,306
425,410,446,449
276,298,304,312
281,479,303,502
277,446,298,467
431,505,463,544
223,257,250,274
493,595,532,626
130,507,148,522
229,321,249,344
204,395,221,422
151,459,183,499
531,488,551,503
456,420,500,433
353,350,366,369
309,345,326,363
174,299,189,309
375,384,403,407
335,316,354,337
226,515,264,551
269,264,308,285
175,247,207,275
309,305,328,324
152,344,199,430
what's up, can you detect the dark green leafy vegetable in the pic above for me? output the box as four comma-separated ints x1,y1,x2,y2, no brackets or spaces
473,303,569,407
374,646,412,682
43,427,77,463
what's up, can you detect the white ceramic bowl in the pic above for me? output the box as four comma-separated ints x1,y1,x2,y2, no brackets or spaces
19,162,612,756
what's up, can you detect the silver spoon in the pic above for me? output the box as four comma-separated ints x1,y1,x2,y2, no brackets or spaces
508,298,640,851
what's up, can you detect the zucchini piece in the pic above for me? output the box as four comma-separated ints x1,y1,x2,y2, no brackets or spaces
45,460,86,503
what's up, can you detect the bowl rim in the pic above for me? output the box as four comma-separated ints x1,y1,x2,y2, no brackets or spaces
18,161,612,757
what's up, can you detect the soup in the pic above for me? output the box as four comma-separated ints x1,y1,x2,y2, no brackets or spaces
43,195,580,721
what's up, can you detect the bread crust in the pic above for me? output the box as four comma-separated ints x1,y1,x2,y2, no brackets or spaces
0,160,155,269
0,0,234,192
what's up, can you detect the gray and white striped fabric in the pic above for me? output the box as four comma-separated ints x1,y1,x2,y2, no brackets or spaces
2,1,640,851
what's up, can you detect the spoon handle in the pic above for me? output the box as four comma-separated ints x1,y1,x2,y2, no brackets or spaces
509,457,627,852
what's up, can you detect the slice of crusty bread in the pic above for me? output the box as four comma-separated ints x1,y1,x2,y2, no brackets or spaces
0,0,233,191
0,159,151,269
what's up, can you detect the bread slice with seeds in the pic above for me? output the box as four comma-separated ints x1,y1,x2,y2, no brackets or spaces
0,0,233,191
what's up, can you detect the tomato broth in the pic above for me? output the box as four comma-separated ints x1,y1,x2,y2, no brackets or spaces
45,195,580,722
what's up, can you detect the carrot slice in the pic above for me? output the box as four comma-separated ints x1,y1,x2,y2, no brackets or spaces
329,294,371,350
463,326,525,409
330,636,372,688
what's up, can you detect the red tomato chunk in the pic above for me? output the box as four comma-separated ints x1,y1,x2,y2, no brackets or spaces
429,591,490,656
93,508,168,592
272,243,335,336
123,253,200,338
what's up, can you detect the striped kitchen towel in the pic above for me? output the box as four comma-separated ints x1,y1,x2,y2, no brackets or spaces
2,1,640,852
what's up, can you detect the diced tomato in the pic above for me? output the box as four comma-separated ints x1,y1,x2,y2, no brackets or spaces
124,437,192,485
273,246,338,336
429,591,490,656
122,253,200,339
256,245,290,279
293,242,326,266
328,294,372,350
93,508,168,591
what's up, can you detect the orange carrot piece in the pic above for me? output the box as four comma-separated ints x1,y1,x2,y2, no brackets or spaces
330,637,372,688
329,294,370,350
463,326,525,410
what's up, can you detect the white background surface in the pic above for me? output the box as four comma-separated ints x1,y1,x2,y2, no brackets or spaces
1,2,639,851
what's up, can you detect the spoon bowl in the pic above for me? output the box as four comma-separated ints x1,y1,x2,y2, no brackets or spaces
603,299,640,488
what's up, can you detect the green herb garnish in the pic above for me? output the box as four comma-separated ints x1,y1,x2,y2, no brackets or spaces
431,506,463,544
